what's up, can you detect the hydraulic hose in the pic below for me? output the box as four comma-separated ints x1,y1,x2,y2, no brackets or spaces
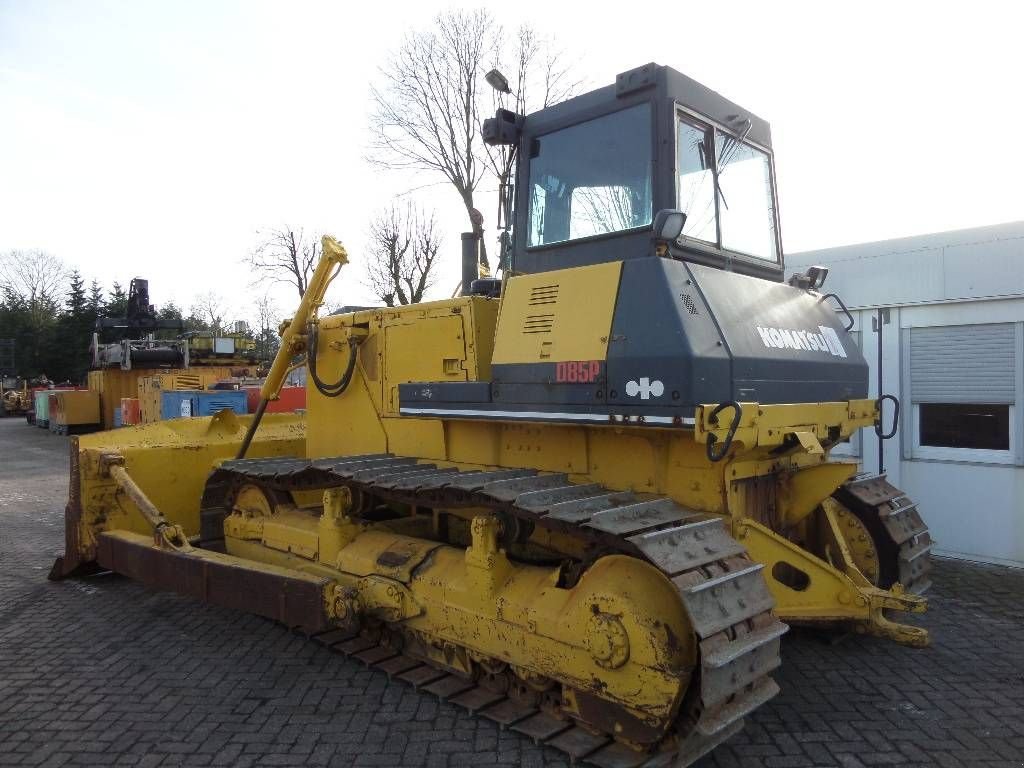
236,236,349,460
307,322,360,398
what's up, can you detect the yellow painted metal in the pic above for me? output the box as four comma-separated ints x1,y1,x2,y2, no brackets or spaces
819,497,880,585
51,390,100,427
71,411,304,560
185,332,257,364
222,502,697,733
490,262,621,364
776,462,858,528
694,400,878,452
293,261,928,647
736,518,927,646
63,248,931,740
307,296,498,459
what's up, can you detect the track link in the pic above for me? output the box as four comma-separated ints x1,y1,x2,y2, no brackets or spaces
201,454,788,767
834,474,933,594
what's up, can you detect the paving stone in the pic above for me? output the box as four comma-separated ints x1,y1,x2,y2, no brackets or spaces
1,419,1021,767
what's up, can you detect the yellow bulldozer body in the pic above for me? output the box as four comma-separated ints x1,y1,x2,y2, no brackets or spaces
53,243,930,766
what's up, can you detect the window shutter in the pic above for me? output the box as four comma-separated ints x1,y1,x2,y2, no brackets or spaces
909,324,1016,404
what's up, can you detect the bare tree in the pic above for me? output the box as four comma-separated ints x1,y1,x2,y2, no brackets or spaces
252,293,280,362
369,14,581,274
0,250,67,307
190,292,229,333
482,25,581,203
570,186,648,237
248,228,321,300
369,9,496,268
364,203,442,307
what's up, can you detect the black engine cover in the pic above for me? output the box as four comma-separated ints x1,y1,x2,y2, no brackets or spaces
399,257,867,424
605,258,867,412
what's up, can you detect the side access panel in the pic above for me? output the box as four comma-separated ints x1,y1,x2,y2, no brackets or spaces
688,263,867,404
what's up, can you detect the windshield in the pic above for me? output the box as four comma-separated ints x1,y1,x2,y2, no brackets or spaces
677,114,778,261
528,104,653,247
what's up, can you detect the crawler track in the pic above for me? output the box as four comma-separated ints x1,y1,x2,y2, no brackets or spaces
834,474,933,594
200,454,789,767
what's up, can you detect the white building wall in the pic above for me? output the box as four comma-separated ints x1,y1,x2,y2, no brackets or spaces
790,222,1024,567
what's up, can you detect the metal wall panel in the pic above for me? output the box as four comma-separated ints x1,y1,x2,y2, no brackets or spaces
909,323,1015,403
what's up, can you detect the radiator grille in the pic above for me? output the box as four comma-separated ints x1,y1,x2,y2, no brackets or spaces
681,293,699,315
522,314,555,334
528,284,559,306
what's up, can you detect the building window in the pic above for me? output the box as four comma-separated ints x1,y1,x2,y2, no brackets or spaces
906,323,1018,465
918,403,1010,450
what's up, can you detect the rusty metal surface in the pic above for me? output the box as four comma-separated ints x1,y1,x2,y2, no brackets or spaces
512,712,572,743
449,686,505,713
627,519,746,573
11,419,1017,768
545,727,609,760
675,562,775,638
204,452,788,768
583,499,696,536
48,437,86,580
95,531,329,632
479,697,537,726
836,473,933,594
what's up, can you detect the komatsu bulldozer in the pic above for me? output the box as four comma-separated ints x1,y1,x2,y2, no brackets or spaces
51,64,932,767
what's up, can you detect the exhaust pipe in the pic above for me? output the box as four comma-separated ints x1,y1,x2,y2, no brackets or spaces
461,232,479,296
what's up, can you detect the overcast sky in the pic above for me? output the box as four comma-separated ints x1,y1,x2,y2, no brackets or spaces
2,1,1022,324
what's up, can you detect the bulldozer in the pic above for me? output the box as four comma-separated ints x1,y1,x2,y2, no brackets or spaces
1,377,29,417
51,64,932,767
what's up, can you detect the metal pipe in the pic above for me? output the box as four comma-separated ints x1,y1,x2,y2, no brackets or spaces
235,397,269,460
461,232,479,296
877,308,884,475
108,464,169,534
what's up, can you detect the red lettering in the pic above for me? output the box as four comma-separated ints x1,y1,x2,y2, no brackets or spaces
555,360,601,383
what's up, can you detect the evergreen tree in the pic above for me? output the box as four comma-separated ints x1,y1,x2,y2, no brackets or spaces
65,270,87,316
155,301,185,340
87,280,104,316
54,270,93,382
107,282,128,317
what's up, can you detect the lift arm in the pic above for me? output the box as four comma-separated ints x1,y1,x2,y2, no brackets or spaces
237,235,349,459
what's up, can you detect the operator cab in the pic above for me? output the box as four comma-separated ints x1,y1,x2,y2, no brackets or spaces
486,63,783,282
401,64,865,427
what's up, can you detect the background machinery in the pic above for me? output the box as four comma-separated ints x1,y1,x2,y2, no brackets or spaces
91,278,188,370
91,279,257,371
52,64,932,767
88,278,255,428
1,376,29,417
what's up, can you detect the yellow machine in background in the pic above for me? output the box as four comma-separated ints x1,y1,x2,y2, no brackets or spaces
182,330,258,366
49,390,101,435
1,380,30,417
52,65,931,768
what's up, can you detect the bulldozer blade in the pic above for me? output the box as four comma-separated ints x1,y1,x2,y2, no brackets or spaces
95,530,330,632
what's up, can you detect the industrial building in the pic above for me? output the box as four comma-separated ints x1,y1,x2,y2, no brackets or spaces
790,221,1024,568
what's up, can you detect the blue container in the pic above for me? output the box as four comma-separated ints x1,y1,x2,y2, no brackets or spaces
160,389,248,420
113,408,123,428
195,390,247,417
160,390,199,420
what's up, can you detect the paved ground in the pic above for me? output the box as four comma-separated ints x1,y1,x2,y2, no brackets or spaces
0,417,1022,768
